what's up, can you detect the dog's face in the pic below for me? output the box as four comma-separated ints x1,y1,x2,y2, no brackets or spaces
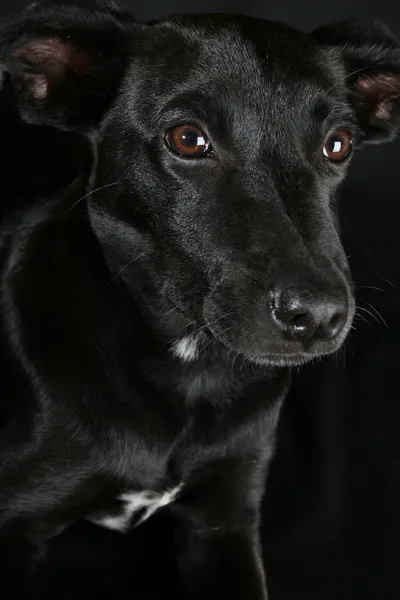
2,2,400,366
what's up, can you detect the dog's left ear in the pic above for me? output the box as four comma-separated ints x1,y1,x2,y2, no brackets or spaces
0,1,137,132
312,20,400,143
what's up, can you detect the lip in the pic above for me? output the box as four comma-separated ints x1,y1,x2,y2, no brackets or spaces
235,333,351,366
243,352,321,368
207,329,347,368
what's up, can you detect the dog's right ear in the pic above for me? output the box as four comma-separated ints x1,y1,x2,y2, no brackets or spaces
312,20,400,143
0,0,137,132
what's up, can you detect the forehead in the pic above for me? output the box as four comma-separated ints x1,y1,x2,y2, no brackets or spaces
135,17,332,96
123,16,351,142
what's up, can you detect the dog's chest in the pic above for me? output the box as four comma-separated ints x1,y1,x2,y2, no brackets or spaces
88,485,182,532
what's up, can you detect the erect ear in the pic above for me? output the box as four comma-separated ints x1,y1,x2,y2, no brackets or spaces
312,20,400,143
0,0,137,132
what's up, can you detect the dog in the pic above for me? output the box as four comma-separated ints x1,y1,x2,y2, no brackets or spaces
0,1,400,598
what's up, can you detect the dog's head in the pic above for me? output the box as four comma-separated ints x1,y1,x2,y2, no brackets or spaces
2,1,400,366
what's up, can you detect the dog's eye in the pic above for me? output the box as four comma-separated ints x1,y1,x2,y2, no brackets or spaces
165,125,212,158
323,130,352,161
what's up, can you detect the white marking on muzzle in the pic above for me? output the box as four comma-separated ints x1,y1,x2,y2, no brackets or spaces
172,335,200,362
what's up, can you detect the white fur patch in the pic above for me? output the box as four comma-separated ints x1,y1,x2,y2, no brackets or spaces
92,486,181,533
172,336,199,362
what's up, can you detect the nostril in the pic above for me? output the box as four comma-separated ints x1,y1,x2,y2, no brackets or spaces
290,312,309,324
285,310,315,339
271,285,348,345
323,310,346,339
272,298,316,340
330,313,342,330
290,311,312,329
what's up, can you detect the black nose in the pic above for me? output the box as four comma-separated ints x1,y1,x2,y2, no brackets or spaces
271,286,347,344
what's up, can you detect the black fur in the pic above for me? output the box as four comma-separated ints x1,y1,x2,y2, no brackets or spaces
1,2,400,598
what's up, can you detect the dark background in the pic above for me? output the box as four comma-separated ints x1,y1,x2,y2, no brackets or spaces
1,1,400,599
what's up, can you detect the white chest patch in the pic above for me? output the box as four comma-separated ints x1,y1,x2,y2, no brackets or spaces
172,335,200,362
91,485,182,533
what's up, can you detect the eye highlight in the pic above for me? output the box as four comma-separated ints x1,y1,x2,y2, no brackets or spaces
165,124,212,158
323,130,352,161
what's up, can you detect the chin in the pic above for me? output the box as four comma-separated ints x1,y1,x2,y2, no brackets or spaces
218,340,346,369
239,342,347,367
208,324,350,369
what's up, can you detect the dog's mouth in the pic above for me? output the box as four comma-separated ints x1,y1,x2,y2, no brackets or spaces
207,331,348,368
235,350,338,368
170,275,354,367
202,306,354,368
173,321,351,368
192,278,355,368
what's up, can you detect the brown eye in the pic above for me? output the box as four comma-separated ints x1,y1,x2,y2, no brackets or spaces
165,124,212,158
323,130,352,161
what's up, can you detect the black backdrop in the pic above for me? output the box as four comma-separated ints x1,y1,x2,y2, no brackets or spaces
1,1,400,599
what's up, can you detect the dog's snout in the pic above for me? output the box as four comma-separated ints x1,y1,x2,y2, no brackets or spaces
271,285,347,345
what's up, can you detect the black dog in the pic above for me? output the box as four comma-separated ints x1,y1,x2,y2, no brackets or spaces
1,1,400,598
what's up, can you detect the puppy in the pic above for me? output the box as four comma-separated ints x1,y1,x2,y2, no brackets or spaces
0,1,399,598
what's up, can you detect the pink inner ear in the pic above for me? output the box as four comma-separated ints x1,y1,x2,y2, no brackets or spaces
14,37,91,97
28,73,48,100
355,73,400,119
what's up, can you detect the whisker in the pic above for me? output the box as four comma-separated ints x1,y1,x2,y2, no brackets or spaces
357,305,381,328
64,181,119,215
163,306,179,319
338,344,347,367
354,316,370,329
184,306,227,333
226,348,235,372
199,326,233,360
181,286,207,299
199,338,217,360
354,310,375,330
182,307,227,333
189,311,234,338
380,276,400,295
362,301,390,332
318,64,385,102
346,251,371,261
232,351,241,372
109,252,147,283
357,285,386,294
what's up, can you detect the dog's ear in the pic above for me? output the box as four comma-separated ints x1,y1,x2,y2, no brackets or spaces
0,0,137,132
312,20,400,143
